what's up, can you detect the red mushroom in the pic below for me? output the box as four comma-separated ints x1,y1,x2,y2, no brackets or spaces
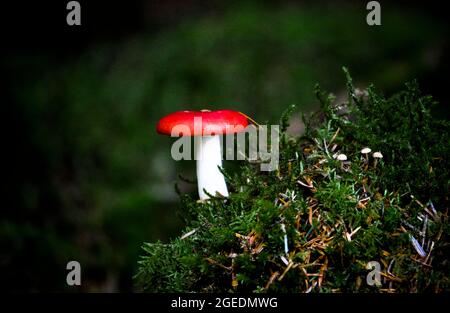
157,110,249,200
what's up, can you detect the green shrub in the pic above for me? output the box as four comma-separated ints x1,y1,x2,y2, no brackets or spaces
136,72,450,292
136,69,449,293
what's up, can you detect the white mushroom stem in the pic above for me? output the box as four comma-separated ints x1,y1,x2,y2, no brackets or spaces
373,157,379,168
373,152,383,168
195,135,229,200
361,148,371,163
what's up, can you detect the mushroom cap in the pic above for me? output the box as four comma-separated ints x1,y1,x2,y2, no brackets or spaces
361,147,372,154
336,154,347,161
373,151,383,158
157,110,249,136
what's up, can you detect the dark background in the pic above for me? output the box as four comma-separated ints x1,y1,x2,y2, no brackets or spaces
1,0,448,292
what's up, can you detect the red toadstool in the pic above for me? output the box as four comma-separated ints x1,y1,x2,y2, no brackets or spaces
157,109,249,200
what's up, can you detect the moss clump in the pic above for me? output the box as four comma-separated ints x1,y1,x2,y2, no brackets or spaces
136,69,450,292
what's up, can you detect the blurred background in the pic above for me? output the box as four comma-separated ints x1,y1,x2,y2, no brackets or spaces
1,0,449,292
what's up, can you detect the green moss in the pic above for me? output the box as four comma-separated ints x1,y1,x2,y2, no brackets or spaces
136,69,450,293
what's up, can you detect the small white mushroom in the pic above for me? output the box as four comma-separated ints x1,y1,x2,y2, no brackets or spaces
361,147,371,163
373,151,383,158
336,154,348,170
372,151,383,168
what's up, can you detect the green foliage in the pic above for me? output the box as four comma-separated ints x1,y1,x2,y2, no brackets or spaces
330,67,450,208
136,240,199,292
136,71,450,293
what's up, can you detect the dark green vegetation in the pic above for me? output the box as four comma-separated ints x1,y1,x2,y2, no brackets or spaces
136,70,450,292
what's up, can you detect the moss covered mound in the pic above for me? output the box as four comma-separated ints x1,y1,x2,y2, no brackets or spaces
136,69,449,292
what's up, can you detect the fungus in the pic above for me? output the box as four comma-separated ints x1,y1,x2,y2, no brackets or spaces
157,109,249,200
